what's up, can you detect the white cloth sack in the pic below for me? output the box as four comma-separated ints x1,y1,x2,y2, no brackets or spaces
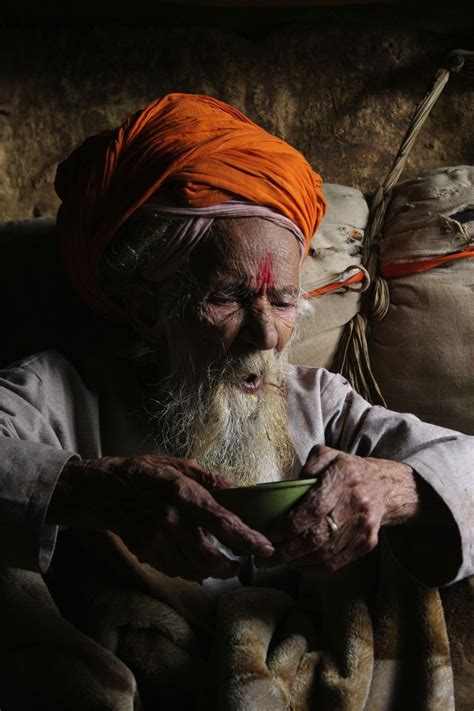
290,183,369,368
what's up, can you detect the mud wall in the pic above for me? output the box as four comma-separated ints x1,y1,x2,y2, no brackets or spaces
1,3,473,220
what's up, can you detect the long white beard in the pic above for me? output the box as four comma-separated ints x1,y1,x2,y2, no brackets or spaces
144,348,296,486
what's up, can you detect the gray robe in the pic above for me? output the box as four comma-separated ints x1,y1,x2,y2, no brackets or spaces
0,348,472,587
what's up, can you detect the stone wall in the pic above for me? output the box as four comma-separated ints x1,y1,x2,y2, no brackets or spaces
1,4,473,220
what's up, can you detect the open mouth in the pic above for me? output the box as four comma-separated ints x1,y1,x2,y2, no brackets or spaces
235,373,263,394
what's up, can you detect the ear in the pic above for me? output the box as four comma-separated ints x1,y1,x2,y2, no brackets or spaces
122,282,161,343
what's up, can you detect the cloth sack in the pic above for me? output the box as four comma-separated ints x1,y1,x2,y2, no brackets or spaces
289,184,369,368
370,166,474,434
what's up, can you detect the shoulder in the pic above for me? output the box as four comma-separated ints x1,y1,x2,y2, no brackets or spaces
7,349,75,373
286,364,357,457
3,349,78,381
0,350,91,402
286,363,352,398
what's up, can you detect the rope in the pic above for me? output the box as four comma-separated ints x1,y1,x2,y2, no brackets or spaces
381,247,474,277
332,50,472,405
305,265,370,298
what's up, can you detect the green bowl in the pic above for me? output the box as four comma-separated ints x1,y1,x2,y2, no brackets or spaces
212,478,317,531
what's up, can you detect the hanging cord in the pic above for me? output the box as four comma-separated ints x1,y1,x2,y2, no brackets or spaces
332,49,474,405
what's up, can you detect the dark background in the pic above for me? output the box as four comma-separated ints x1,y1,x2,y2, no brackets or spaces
1,1,473,222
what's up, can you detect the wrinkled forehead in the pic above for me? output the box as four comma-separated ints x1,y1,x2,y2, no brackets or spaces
189,217,301,287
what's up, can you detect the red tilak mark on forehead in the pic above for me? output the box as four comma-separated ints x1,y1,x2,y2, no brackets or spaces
255,253,275,296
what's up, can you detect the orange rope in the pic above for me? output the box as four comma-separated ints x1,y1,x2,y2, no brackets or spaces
305,270,365,298
381,247,474,278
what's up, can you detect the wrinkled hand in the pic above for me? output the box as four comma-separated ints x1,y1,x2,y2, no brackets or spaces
258,445,419,573
49,456,274,581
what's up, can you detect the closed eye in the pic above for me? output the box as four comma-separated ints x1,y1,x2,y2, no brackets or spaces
206,290,240,305
268,289,299,309
271,300,295,309
206,286,298,308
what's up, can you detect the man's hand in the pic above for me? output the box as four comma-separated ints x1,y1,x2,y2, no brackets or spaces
258,445,420,573
48,456,274,581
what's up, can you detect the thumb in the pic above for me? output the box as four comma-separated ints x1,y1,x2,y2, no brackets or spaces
179,459,234,490
298,444,340,479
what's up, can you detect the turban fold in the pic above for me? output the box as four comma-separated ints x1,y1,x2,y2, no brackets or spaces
138,201,308,286
55,93,326,319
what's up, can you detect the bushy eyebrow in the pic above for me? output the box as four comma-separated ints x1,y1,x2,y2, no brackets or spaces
206,282,300,301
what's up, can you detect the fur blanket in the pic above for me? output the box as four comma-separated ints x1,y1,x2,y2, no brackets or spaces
0,530,472,711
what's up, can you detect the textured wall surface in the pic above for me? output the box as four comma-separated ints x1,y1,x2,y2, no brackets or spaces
1,5,473,220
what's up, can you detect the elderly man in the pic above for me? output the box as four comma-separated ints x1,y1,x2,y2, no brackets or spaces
0,94,472,709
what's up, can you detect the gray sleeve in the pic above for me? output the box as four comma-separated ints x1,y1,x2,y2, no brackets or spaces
320,370,473,587
0,357,88,573
0,440,74,573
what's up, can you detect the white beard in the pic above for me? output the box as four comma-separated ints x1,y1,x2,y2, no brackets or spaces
143,348,296,486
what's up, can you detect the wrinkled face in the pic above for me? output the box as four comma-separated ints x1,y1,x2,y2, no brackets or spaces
126,216,301,483
172,217,301,383
128,216,302,381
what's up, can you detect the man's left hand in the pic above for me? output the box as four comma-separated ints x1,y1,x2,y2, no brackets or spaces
258,444,420,572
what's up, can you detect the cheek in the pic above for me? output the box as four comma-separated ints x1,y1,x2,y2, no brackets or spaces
195,304,244,348
276,308,298,344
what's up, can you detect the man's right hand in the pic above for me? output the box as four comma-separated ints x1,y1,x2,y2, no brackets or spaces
47,456,274,581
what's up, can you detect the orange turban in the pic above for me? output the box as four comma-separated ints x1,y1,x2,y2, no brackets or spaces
55,93,326,318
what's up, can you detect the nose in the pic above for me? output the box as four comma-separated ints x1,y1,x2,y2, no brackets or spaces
239,299,279,351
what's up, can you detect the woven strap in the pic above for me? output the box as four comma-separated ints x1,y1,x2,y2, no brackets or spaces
332,50,474,405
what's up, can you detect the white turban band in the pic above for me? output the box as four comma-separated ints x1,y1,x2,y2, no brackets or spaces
139,200,306,284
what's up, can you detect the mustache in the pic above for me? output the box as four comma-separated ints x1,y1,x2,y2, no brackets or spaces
207,348,288,384
148,347,287,403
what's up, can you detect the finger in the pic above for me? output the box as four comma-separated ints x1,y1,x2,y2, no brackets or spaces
131,497,242,580
145,472,274,558
177,459,234,490
140,455,234,491
265,510,365,568
265,465,343,543
168,526,240,580
268,513,338,565
131,532,196,579
265,519,330,566
191,491,275,557
314,525,379,572
288,516,378,571
167,524,241,581
298,444,344,480
205,509,275,557
193,528,242,579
